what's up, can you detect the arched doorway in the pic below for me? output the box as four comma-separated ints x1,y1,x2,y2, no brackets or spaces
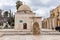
33,22,40,35
23,23,27,29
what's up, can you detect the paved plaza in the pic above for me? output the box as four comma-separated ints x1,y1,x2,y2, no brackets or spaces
0,35,60,40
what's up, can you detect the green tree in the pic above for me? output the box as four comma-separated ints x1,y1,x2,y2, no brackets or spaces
8,17,14,29
16,0,23,10
4,11,9,17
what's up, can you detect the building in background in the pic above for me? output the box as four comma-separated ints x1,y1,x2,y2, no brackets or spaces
42,17,50,29
42,5,60,30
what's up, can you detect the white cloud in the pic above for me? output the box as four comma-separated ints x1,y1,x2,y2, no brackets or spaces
0,3,2,7
0,0,16,12
39,0,51,4
34,6,58,18
58,0,60,4
35,9,46,15
0,0,59,18
34,7,49,18
0,0,16,6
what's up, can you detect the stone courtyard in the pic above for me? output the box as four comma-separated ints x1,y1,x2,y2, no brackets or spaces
0,35,60,40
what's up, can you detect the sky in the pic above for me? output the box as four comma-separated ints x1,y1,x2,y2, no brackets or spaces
0,0,60,18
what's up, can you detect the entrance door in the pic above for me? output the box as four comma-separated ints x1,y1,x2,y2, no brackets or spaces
33,22,40,35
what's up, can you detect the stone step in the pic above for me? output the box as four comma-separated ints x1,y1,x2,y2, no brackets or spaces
40,29,60,35
41,31,60,35
0,31,33,37
41,29,56,32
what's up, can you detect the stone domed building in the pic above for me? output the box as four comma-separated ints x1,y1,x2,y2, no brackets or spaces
15,4,42,35
18,5,31,11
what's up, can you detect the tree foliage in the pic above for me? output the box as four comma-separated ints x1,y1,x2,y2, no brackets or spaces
4,11,9,17
16,1,23,10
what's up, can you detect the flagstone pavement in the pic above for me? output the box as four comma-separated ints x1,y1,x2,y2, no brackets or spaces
0,35,60,40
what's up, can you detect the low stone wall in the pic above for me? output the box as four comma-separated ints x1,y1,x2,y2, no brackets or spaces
0,29,33,37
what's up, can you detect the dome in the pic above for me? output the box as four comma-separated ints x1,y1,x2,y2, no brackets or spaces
18,5,31,11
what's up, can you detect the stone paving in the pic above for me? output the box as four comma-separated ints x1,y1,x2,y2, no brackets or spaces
0,35,60,40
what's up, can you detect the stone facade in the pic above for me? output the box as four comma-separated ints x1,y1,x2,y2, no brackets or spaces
42,5,60,30
15,5,42,35
42,18,50,29
50,5,60,29
0,4,42,36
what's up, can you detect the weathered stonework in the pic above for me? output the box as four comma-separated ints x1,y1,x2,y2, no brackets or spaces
15,4,42,35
